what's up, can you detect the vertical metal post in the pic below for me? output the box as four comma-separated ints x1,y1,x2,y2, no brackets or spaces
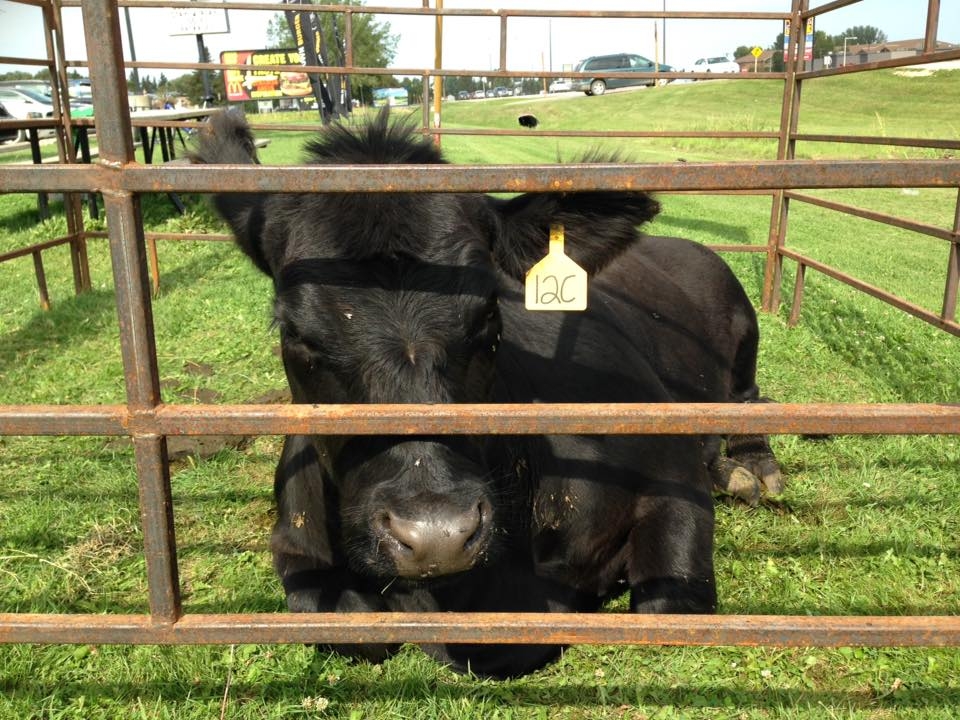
344,10,354,67
498,13,507,72
788,261,806,326
942,188,960,322
433,0,443,145
48,0,91,292
420,0,430,134
32,251,51,311
924,0,940,54
81,0,181,624
762,0,805,313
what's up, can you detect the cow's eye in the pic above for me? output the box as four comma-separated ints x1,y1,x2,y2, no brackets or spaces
282,325,326,360
468,297,500,341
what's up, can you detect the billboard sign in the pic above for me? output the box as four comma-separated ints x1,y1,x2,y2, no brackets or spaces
221,49,313,102
372,88,409,107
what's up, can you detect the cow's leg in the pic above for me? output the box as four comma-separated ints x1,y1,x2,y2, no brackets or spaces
278,562,401,664
628,495,717,614
272,435,400,663
716,326,784,502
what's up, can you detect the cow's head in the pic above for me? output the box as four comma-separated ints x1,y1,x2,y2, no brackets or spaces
193,109,659,581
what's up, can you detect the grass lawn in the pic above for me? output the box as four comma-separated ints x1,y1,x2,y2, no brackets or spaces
1,69,958,719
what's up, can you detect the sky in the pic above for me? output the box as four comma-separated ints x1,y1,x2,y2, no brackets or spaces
1,0,957,81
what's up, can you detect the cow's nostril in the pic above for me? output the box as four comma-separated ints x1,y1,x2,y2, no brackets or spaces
463,501,489,551
377,511,414,555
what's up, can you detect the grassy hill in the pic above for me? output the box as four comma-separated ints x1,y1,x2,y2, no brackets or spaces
0,67,958,719
430,68,959,163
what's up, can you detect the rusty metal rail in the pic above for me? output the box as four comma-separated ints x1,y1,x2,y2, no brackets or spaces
3,613,959,648
4,159,959,194
0,0,959,653
3,402,960,438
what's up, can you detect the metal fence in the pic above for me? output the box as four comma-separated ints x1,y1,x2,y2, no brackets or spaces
0,0,959,648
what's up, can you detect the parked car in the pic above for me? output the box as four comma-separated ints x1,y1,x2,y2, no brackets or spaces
690,56,741,74
571,53,674,96
68,78,94,104
0,101,20,144
471,89,486,99
548,79,572,93
493,86,511,97
456,90,470,100
0,86,56,142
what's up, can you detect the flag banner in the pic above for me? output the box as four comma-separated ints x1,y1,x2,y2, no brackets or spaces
283,0,334,117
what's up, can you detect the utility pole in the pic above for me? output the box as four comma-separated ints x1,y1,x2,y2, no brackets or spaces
843,35,857,67
124,7,140,92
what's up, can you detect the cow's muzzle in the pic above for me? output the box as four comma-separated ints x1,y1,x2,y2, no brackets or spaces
374,499,492,578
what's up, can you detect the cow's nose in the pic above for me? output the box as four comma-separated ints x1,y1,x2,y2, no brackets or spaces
376,500,490,578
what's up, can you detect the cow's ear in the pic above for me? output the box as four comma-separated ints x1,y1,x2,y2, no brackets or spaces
490,191,660,280
190,110,273,277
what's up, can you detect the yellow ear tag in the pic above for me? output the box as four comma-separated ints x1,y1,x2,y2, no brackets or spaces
525,223,588,311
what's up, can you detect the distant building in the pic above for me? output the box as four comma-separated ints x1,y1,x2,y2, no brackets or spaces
735,39,958,73
735,49,776,73
826,38,957,70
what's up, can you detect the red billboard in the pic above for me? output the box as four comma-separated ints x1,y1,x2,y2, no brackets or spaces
221,49,313,102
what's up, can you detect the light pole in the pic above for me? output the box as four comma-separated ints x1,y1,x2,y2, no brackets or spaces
548,18,553,72
662,0,666,65
843,36,858,67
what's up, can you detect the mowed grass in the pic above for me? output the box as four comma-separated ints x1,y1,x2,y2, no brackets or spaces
1,69,959,718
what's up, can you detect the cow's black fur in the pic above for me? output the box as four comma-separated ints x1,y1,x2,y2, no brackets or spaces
192,108,781,677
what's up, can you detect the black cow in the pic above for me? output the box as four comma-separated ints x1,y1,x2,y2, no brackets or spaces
191,109,781,677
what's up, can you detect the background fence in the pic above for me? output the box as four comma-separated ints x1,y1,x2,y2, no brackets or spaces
0,0,958,650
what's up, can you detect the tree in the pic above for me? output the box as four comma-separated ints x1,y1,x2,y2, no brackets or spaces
733,45,753,61
838,25,887,46
769,33,785,72
265,1,397,117
812,30,835,59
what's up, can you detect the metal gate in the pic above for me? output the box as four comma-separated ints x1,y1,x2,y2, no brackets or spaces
1,0,959,649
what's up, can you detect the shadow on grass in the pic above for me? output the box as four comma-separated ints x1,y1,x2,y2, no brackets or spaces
0,242,236,383
784,279,959,403
0,202,54,235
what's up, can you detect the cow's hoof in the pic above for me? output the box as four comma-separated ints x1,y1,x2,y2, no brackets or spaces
711,457,761,506
724,466,762,506
757,460,785,497
725,435,784,499
733,453,784,498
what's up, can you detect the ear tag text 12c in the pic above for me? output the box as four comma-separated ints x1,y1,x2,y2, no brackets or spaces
525,223,588,311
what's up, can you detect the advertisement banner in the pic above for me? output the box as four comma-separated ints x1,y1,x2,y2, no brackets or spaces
282,0,333,117
221,49,313,102
782,18,791,61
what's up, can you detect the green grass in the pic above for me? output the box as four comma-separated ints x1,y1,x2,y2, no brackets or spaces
1,69,959,718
